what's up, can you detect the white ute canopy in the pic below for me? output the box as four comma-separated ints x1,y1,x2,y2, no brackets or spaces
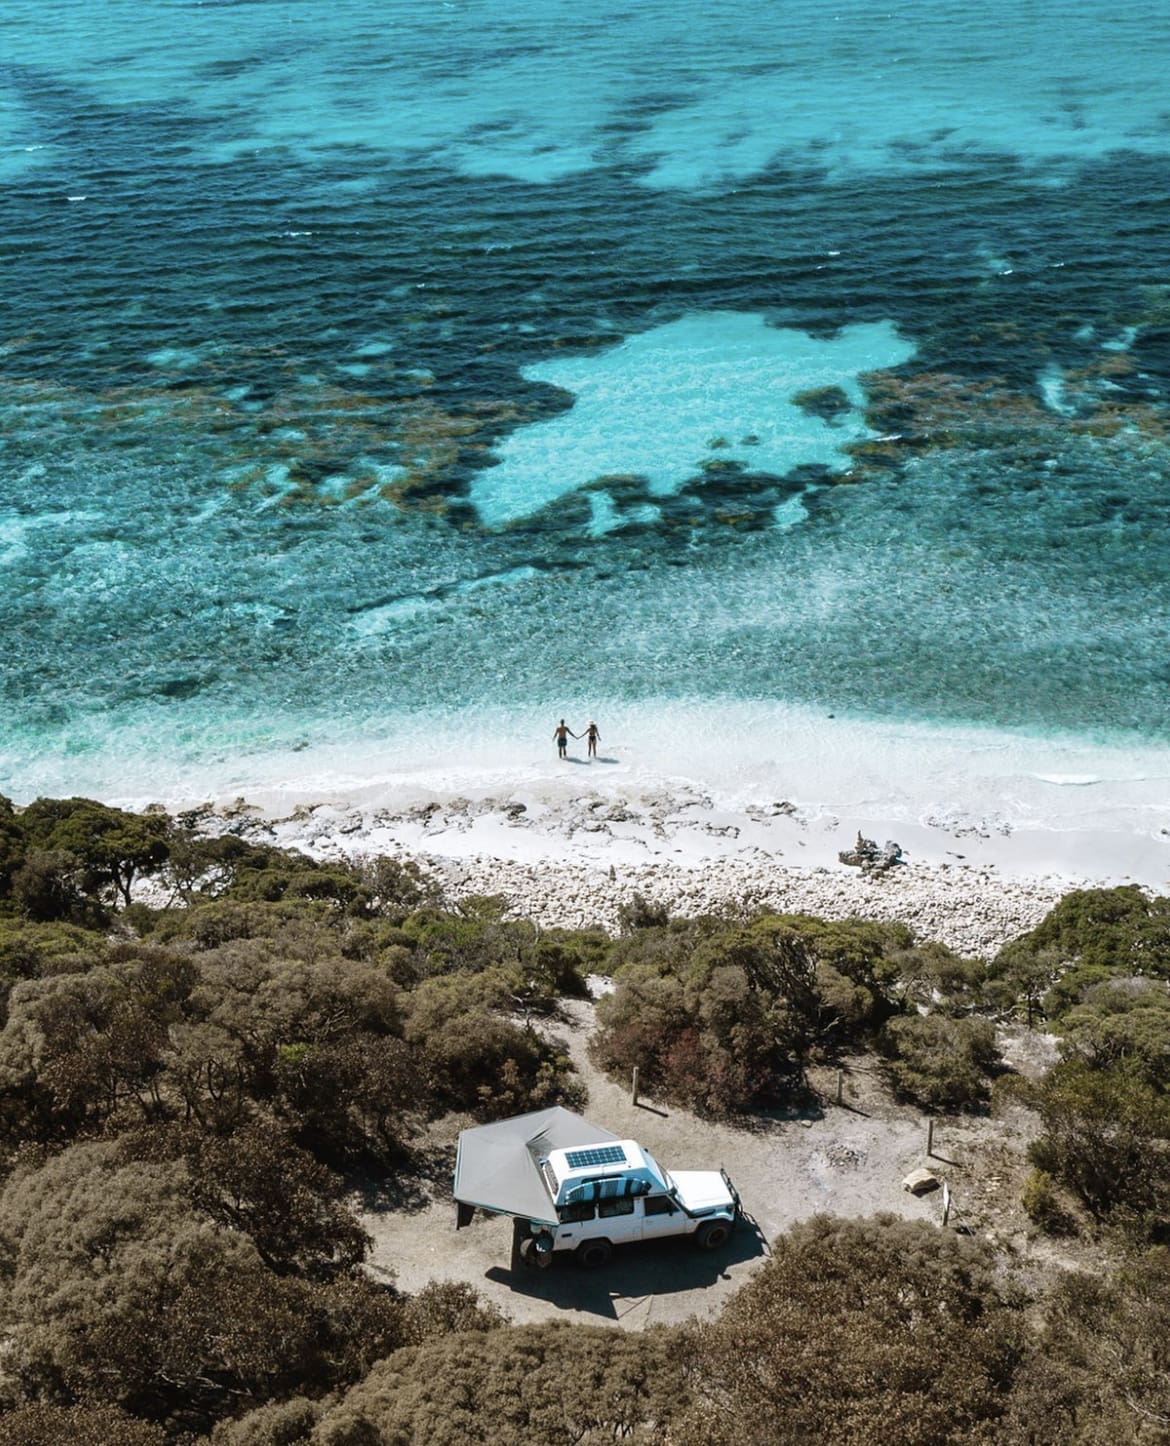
453,1106,737,1227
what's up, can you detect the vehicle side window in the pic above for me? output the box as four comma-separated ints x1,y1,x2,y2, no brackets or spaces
558,1201,596,1224
598,1196,635,1219
643,1195,677,1216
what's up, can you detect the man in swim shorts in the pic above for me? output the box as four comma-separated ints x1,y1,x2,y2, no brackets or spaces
553,719,575,758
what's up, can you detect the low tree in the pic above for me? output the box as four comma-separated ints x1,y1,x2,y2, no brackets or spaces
9,848,92,925
0,792,26,900
18,798,170,910
983,939,1065,1025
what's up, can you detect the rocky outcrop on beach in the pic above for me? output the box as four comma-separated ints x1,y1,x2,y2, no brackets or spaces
838,832,905,874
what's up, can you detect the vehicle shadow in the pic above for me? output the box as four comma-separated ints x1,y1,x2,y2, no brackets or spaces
484,1221,767,1320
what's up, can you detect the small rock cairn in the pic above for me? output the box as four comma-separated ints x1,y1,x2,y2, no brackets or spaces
838,832,905,875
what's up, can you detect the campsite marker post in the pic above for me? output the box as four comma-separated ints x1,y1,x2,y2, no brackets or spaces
631,1066,640,1106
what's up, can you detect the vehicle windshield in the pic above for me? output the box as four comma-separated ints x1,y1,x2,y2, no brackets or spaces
642,1148,675,1196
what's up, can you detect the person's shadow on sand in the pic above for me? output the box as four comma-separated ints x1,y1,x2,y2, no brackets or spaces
567,756,618,764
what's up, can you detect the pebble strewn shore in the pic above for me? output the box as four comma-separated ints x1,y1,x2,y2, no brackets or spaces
204,789,1082,959
425,854,1063,959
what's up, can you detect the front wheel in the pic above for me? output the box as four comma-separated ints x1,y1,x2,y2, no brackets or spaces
694,1219,732,1251
576,1238,613,1269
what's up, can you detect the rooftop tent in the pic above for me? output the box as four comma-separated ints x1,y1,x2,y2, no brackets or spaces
453,1106,620,1227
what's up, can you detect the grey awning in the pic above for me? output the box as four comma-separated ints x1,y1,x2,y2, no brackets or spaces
453,1106,620,1226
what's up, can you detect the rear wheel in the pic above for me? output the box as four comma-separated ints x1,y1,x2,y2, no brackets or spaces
576,1238,613,1269
695,1219,732,1251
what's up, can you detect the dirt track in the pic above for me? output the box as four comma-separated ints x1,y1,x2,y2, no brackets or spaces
358,998,1049,1329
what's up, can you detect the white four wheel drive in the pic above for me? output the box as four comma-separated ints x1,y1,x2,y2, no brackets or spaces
453,1106,742,1269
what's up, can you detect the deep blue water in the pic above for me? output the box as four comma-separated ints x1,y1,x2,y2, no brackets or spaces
2,0,1170,797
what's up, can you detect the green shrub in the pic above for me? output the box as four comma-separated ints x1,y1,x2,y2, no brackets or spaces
1057,977,1170,1088
880,1013,1000,1111
681,1214,1024,1446
1021,1169,1078,1236
1026,1060,1170,1235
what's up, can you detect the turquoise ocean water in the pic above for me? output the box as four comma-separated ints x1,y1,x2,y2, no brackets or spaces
2,0,1170,811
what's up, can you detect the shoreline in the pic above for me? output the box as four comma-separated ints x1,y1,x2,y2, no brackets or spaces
11,701,1169,958
189,769,1168,958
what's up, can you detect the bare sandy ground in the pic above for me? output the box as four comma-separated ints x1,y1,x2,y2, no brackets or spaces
358,998,1056,1330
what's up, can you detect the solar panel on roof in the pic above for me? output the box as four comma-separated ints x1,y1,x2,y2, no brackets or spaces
563,1144,626,1170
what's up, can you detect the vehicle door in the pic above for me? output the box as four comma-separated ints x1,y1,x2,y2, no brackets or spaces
595,1192,641,1245
639,1192,686,1241
553,1199,597,1251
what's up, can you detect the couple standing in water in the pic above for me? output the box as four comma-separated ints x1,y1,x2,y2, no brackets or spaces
554,718,601,759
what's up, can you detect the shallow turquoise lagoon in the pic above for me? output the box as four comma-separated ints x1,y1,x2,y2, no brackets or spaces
1,0,1169,803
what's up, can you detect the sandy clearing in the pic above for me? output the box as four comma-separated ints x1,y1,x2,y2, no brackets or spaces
358,997,1048,1330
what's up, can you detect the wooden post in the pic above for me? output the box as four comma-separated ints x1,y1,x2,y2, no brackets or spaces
631,1066,640,1106
926,1118,935,1158
836,1070,844,1106
942,1181,952,1228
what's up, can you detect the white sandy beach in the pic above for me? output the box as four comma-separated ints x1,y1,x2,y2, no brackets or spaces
167,703,1170,960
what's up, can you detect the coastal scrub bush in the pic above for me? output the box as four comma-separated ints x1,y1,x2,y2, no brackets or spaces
610,961,782,1116
1020,1169,1078,1236
1025,1059,1170,1235
1000,1254,1170,1443
680,1214,1025,1445
1018,885,1170,974
616,891,671,933
0,1404,168,1446
357,853,441,919
1055,977,1170,1088
990,886,1170,1023
0,1139,403,1433
209,1397,325,1445
403,971,583,1119
593,912,918,1114
398,1280,507,1344
879,1012,1001,1111
399,896,527,977
119,1117,371,1279
312,1322,685,1446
